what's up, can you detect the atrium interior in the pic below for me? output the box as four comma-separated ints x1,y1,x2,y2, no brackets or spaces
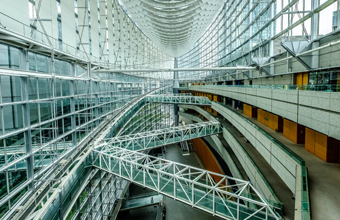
0,0,339,220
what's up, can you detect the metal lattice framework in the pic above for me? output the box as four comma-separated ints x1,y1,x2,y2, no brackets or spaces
146,95,211,105
97,122,222,151
92,146,281,220
120,0,224,57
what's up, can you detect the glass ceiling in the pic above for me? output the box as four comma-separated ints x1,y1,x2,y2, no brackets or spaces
120,0,224,58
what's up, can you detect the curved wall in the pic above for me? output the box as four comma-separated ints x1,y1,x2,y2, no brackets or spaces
188,86,340,140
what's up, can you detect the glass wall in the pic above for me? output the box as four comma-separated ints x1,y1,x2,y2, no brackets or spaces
178,0,340,82
0,42,159,218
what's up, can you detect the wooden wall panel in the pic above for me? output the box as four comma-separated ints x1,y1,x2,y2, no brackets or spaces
296,73,303,85
289,121,298,143
191,138,224,184
305,128,315,154
283,119,305,144
302,73,309,85
243,104,253,118
304,128,339,162
314,132,328,162
213,95,221,102
283,119,290,139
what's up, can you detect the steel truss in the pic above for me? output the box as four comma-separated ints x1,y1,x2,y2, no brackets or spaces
98,122,222,151
146,95,211,105
92,147,281,220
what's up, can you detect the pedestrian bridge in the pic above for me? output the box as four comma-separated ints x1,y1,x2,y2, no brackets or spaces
146,95,211,105
92,146,282,220
97,121,222,151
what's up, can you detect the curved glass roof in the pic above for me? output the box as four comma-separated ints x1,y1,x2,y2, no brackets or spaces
120,0,224,57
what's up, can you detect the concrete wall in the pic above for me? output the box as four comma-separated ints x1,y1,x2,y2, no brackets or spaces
319,39,340,68
212,102,300,193
0,0,29,34
222,127,280,204
252,74,293,85
189,86,340,140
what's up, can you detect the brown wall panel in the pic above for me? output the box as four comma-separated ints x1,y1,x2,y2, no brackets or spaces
283,119,305,144
289,121,298,143
296,73,303,85
315,132,328,162
213,95,221,102
243,104,253,118
303,73,309,85
305,128,315,154
283,119,290,139
305,128,339,162
191,138,224,186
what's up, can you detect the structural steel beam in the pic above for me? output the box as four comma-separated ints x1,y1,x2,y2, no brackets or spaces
92,146,281,220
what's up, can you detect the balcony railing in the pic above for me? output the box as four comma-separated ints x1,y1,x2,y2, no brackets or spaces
184,84,340,92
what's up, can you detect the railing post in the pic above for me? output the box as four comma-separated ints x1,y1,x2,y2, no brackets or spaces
157,172,160,193
237,196,240,220
192,182,195,207
130,163,133,181
99,153,102,169
109,156,111,171
213,190,215,215
173,164,176,199
143,165,146,186
119,158,121,176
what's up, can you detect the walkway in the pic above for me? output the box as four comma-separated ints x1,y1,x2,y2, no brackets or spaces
99,121,222,151
239,110,340,220
92,144,281,219
146,95,211,105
